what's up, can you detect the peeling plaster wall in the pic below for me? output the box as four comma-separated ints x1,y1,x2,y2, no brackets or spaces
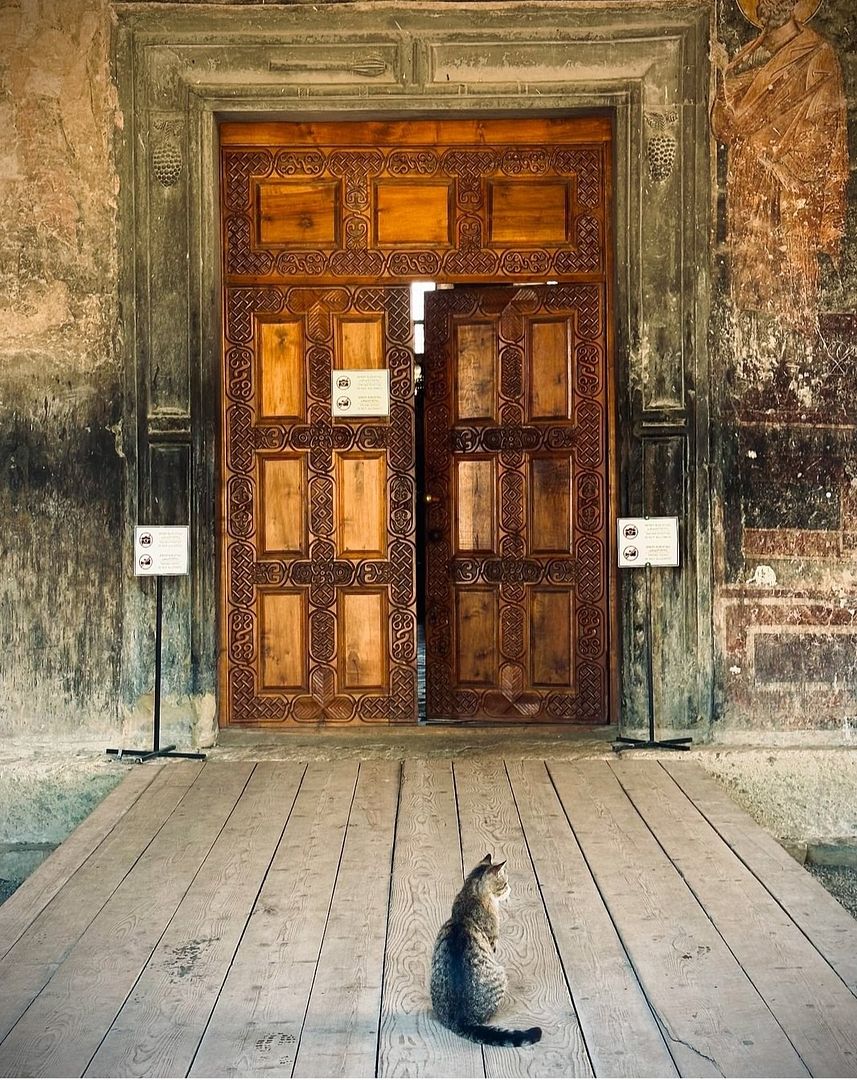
1,0,855,741
0,0,124,736
711,0,857,732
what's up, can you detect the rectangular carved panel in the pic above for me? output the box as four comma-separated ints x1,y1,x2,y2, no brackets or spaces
530,589,573,687
339,589,388,691
335,450,387,559
530,456,571,554
258,320,305,420
455,323,496,423
456,588,498,687
374,181,452,247
455,458,496,553
336,316,385,370
256,181,339,247
489,181,569,245
529,319,571,420
260,456,306,555
260,591,307,691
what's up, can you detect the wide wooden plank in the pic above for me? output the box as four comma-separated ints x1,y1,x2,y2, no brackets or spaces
665,760,857,995
454,760,592,1079
0,762,253,1078
507,761,677,1078
379,760,483,1079
549,761,809,1078
612,759,857,1077
85,762,306,1078
0,764,164,963
189,761,359,1078
293,761,401,1079
0,761,203,1046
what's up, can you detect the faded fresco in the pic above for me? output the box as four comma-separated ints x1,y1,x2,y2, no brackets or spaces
711,0,849,332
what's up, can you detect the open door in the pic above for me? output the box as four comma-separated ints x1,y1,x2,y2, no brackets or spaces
423,285,610,723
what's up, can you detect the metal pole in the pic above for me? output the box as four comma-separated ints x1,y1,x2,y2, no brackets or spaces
153,574,163,754
645,561,656,743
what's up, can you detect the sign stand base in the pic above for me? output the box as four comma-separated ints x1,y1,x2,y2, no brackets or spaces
106,575,207,764
613,563,693,754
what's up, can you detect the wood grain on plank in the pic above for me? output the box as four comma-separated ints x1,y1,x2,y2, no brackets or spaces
665,760,857,995
549,761,809,1079
293,761,401,1079
454,759,592,1079
0,762,252,1079
188,761,359,1078
85,762,306,1078
378,759,483,1079
0,760,203,1047
0,764,164,963
612,759,857,1077
507,761,677,1078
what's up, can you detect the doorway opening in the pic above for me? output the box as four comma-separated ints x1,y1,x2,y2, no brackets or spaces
219,117,615,727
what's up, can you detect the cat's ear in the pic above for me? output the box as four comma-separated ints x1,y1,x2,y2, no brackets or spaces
480,853,493,865
491,860,507,873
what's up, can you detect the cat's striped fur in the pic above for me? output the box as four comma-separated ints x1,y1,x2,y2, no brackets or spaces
430,854,542,1048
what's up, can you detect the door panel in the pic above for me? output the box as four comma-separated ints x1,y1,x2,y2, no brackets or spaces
222,285,416,724
424,286,609,723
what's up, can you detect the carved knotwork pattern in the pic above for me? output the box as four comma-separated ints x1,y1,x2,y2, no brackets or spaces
226,348,253,402
276,150,325,176
577,605,604,659
226,216,274,277
501,607,525,660
552,147,602,207
229,610,255,664
228,542,255,608
311,609,335,662
576,536,604,604
328,149,384,210
224,150,273,211
577,471,603,534
500,472,525,533
501,149,550,175
576,343,602,398
575,401,603,470
226,288,284,343
389,150,438,175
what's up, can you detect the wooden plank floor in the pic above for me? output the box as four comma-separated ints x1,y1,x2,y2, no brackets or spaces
1,759,857,1078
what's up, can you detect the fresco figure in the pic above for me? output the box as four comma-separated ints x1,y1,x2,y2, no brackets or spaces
711,0,848,331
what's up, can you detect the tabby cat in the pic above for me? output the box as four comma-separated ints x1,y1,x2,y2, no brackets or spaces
430,853,542,1047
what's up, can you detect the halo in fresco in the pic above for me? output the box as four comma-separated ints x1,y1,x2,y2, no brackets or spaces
736,0,822,26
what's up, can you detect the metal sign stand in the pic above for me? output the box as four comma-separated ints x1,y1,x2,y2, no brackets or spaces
107,527,206,763
613,516,692,754
613,563,692,754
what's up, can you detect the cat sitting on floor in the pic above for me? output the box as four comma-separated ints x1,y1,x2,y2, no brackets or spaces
430,853,542,1047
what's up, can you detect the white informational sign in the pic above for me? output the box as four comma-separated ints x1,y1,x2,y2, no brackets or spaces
134,525,190,576
617,517,680,568
331,369,390,417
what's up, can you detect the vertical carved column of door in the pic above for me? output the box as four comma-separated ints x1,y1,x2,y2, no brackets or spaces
221,285,416,725
424,286,609,723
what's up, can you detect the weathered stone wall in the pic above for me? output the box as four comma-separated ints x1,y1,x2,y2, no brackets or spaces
0,0,123,736
711,0,857,731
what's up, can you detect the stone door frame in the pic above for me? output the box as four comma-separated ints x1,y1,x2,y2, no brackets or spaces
112,1,712,739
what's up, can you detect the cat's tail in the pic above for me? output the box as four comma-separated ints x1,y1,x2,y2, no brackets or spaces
456,1023,542,1047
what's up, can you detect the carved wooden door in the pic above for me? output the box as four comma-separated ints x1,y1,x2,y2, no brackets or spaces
424,285,610,723
221,285,416,725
